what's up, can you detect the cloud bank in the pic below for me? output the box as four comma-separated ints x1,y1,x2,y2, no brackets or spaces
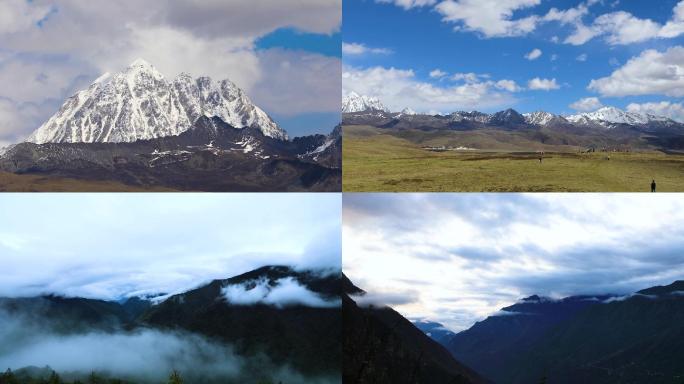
0,193,341,301
343,194,684,331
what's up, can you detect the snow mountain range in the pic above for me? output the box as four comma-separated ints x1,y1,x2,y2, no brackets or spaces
343,93,680,129
27,59,286,144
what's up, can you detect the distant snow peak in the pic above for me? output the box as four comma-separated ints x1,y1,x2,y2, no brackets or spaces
26,59,286,144
342,91,389,113
523,111,559,126
566,106,673,128
400,107,417,115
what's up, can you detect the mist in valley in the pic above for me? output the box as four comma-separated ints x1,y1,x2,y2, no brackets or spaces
0,308,339,384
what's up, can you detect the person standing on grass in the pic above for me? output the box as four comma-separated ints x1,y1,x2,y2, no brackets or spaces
651,179,656,192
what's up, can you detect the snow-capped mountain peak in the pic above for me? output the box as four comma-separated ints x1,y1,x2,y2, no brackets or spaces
26,59,286,144
566,106,663,127
342,91,388,113
400,107,417,115
523,111,561,126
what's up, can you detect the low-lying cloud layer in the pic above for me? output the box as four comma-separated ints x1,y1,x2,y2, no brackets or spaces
0,308,338,383
222,277,341,308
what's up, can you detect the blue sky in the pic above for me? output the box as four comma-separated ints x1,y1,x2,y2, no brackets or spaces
343,0,684,120
0,1,340,145
344,193,684,331
0,193,341,300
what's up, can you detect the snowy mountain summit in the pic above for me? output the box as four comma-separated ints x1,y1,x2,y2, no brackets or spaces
566,106,673,127
27,59,286,144
342,91,388,113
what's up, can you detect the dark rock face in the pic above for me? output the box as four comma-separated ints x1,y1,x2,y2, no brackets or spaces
0,116,341,191
343,278,487,384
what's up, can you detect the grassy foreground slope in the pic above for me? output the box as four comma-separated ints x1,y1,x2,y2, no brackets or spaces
0,172,173,192
343,126,684,192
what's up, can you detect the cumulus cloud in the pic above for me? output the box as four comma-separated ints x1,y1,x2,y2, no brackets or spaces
626,101,684,122
525,48,542,60
527,77,560,90
429,69,448,78
343,65,516,113
588,46,684,97
343,42,392,55
222,277,340,308
570,97,603,111
560,1,684,45
576,53,588,61
434,0,541,38
495,79,522,92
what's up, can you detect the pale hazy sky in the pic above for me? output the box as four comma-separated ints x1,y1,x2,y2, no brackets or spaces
0,193,341,300
343,193,684,331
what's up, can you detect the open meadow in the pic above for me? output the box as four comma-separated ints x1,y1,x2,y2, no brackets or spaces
343,125,684,192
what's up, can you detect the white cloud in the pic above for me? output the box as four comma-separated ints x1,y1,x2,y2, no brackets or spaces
550,54,558,61
576,53,588,61
543,3,589,25
221,277,340,308
434,0,541,38
564,21,601,45
0,193,341,300
450,72,487,83
376,0,437,9
560,1,684,46
495,79,522,92
429,69,448,78
525,48,542,60
343,65,516,113
527,77,560,90
569,97,603,111
626,101,684,123
593,11,661,45
589,46,684,97
343,42,392,55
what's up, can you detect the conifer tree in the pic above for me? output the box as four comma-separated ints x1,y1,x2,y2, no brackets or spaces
168,370,183,384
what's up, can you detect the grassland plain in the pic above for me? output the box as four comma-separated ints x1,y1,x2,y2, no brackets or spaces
343,126,684,192
0,172,173,192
